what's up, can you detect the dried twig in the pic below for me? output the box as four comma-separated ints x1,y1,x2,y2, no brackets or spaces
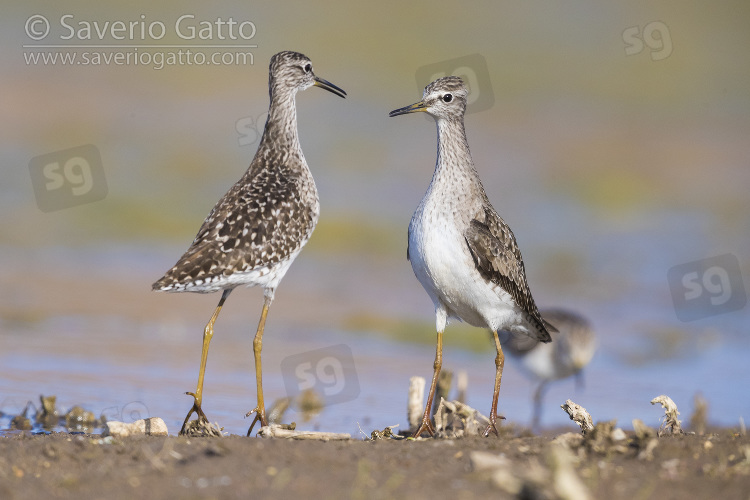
632,419,658,460
650,395,683,436
258,424,350,441
434,398,490,438
689,394,708,435
432,370,453,417
456,370,468,404
407,376,426,431
356,422,369,440
367,425,404,441
267,397,292,425
582,420,622,454
560,400,594,435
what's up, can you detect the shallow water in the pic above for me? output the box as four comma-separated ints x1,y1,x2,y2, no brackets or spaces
1,242,748,437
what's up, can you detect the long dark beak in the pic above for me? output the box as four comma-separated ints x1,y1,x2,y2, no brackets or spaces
389,100,427,117
313,76,346,98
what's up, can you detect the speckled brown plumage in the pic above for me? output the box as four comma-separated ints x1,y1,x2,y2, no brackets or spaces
152,159,318,294
464,208,552,340
153,51,344,296
152,50,345,436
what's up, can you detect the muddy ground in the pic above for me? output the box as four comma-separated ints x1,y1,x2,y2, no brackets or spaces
1,427,748,499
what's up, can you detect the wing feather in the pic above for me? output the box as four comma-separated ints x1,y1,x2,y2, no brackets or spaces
464,208,554,342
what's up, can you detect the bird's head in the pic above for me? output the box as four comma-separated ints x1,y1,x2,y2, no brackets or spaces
268,51,346,98
389,76,468,120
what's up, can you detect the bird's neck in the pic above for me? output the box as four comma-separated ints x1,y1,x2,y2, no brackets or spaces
431,117,481,191
258,91,302,154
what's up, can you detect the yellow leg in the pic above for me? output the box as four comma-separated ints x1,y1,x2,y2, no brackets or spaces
179,288,231,435
413,330,443,438
246,296,271,435
483,330,506,437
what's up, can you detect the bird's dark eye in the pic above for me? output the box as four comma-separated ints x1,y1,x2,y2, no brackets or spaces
304,63,312,73
442,93,453,103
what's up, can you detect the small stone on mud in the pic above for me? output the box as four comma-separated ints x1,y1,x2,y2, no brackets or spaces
611,427,627,441
104,417,169,437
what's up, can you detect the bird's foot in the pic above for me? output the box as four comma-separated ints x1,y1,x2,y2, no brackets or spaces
245,406,268,436
482,412,506,437
411,417,435,438
179,392,211,436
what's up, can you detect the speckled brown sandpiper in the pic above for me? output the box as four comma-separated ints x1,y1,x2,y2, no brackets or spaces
153,50,345,436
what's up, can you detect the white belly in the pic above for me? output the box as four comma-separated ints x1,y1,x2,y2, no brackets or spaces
409,211,524,333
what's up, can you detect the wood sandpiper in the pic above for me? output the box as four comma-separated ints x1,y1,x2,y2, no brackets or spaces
152,51,345,436
389,76,555,437
504,308,596,431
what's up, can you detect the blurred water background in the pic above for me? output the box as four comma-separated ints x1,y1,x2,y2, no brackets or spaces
1,0,749,435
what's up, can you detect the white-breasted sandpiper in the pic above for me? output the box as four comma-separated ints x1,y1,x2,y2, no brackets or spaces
503,308,596,431
153,50,346,436
389,76,555,437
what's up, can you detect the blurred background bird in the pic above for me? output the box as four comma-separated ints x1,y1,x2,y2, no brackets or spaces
502,308,597,431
